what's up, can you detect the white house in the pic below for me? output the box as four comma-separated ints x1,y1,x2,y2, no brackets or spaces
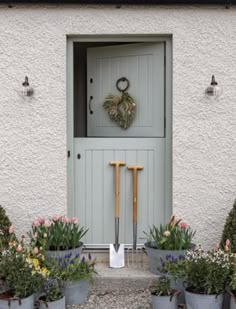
0,0,235,249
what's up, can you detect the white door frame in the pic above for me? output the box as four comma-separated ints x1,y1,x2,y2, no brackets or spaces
66,35,173,241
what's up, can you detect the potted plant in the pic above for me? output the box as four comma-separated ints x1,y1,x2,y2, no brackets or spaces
28,215,88,259
162,246,231,309
0,236,44,309
226,248,236,309
37,278,65,309
144,215,195,274
221,200,236,252
150,275,178,309
51,252,96,305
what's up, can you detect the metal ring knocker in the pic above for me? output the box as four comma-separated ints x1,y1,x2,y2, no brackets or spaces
116,77,130,93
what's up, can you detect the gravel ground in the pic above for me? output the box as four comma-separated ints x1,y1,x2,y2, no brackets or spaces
67,288,152,309
66,289,186,309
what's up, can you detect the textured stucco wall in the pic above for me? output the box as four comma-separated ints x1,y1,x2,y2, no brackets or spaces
0,4,235,248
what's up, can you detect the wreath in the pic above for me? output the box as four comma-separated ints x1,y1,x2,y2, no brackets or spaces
103,77,136,129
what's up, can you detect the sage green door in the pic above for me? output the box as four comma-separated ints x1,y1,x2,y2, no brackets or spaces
74,42,166,246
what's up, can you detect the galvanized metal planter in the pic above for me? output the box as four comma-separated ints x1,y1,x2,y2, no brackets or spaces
45,242,83,259
39,296,65,309
230,294,236,309
64,280,89,305
144,242,186,275
151,294,178,309
0,293,35,309
185,290,223,309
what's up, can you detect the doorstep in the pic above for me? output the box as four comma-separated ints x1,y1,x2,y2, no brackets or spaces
83,248,157,291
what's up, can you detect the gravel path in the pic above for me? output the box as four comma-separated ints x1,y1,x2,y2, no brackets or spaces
67,288,152,309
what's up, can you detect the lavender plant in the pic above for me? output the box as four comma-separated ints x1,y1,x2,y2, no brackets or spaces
50,253,96,283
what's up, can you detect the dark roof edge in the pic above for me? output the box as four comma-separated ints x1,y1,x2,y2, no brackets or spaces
0,0,235,5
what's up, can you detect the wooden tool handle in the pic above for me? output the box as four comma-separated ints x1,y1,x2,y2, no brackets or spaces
127,165,144,223
110,161,126,218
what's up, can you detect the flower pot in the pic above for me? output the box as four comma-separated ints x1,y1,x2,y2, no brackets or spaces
170,278,185,305
145,242,193,275
45,242,83,260
64,280,89,305
151,294,177,309
185,290,223,309
39,296,65,309
0,279,9,294
230,295,236,309
0,293,35,309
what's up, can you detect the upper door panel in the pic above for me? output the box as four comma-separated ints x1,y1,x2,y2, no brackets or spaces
87,43,165,137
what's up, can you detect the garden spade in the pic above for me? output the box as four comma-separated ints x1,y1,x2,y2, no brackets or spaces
109,160,126,268
127,165,143,266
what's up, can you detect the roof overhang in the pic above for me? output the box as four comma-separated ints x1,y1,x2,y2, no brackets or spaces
0,0,234,5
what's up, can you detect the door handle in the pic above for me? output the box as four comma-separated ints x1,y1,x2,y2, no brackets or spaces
89,96,93,115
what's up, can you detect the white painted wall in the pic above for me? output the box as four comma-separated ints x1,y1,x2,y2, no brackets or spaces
0,4,235,248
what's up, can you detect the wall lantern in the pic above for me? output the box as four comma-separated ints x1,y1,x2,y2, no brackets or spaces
205,75,222,100
21,76,34,97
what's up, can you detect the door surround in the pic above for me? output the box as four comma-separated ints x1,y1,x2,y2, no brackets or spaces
67,35,172,247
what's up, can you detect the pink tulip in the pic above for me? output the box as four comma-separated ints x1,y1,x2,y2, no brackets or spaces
226,239,230,246
32,220,40,227
63,216,70,224
16,244,22,252
9,225,14,234
44,220,52,228
38,216,45,224
33,247,39,254
216,243,220,249
71,217,78,224
52,215,60,222
180,222,187,229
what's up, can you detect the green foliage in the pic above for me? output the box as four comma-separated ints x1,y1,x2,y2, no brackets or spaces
144,216,195,250
150,276,174,296
221,200,236,253
0,241,43,298
28,215,88,251
40,278,64,304
162,247,231,295
0,206,14,251
50,253,96,283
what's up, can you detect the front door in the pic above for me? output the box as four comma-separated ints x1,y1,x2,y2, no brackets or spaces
74,42,166,246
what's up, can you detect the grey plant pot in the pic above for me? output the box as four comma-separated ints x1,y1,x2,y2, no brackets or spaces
0,293,35,309
145,242,190,275
45,242,83,259
170,278,185,305
0,280,9,294
64,280,89,305
185,290,223,309
230,295,236,309
39,296,65,309
151,294,177,309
